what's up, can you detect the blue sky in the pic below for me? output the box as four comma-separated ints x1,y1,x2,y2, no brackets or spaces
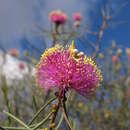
0,0,129,56
101,0,130,47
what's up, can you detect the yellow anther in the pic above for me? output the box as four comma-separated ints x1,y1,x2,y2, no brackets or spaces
41,44,62,60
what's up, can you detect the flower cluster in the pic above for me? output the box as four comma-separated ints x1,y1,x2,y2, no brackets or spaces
19,62,25,70
112,55,119,64
73,13,82,21
36,41,102,96
126,48,130,60
73,12,82,28
49,10,67,25
9,48,19,57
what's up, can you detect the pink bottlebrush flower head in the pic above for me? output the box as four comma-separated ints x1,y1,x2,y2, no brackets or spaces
112,55,119,64
19,62,25,70
49,10,67,25
73,12,82,21
9,48,19,57
36,41,102,97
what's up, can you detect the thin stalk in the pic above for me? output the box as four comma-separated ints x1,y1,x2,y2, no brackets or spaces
56,113,64,129
43,90,51,104
72,119,76,130
28,97,56,125
1,74,11,124
56,91,71,129
0,126,6,130
3,111,32,130
61,101,73,130
2,127,43,130
52,23,59,46
32,112,53,130
49,101,60,130
49,90,62,130
14,90,19,123
1,127,30,130
32,95,38,111
1,123,44,130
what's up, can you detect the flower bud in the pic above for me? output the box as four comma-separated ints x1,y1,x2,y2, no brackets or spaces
24,51,28,57
126,48,130,60
117,48,122,57
112,55,118,64
112,40,116,49
9,48,19,57
98,53,104,59
52,104,57,110
78,101,83,108
50,123,56,128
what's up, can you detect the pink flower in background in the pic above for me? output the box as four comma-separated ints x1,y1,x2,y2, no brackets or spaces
49,10,67,25
112,55,119,64
36,41,102,97
19,62,25,70
9,48,19,57
73,13,82,21
126,48,130,60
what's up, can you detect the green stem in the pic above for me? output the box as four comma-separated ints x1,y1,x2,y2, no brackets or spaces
72,119,76,130
1,127,43,130
1,127,30,130
3,111,32,130
32,95,38,112
28,97,56,125
32,112,52,130
1,74,11,124
56,113,64,129
0,126,6,130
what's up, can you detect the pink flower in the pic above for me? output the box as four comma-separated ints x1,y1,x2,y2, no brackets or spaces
126,48,130,60
36,41,102,97
9,48,19,57
112,55,119,64
19,63,25,70
73,13,82,21
49,10,67,25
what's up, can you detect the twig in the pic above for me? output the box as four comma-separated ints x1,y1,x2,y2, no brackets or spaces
49,101,60,130
60,90,73,130
56,91,71,129
93,7,108,59
61,100,73,130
